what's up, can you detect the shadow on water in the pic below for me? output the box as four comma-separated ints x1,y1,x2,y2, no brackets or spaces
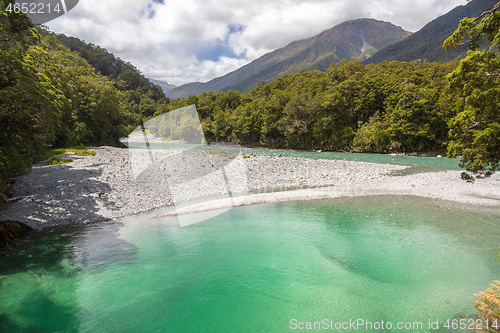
0,218,138,332
0,227,81,332
0,221,138,273
0,313,41,333
0,295,79,333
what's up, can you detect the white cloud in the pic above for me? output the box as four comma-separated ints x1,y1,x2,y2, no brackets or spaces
47,0,467,86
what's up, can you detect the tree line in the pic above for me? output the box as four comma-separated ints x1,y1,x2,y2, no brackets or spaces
0,0,167,200
151,60,461,156
151,1,500,180
1,0,499,203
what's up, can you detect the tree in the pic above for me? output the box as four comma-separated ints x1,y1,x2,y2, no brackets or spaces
444,1,500,177
0,5,140,200
0,0,58,200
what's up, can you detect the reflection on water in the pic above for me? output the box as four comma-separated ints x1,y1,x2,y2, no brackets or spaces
0,196,499,332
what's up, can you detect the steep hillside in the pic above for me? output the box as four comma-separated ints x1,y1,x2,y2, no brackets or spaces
364,0,499,64
0,7,141,197
167,19,411,98
56,34,169,118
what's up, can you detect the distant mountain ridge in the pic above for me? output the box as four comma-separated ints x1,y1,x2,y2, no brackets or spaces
167,19,411,98
364,0,499,64
149,79,176,94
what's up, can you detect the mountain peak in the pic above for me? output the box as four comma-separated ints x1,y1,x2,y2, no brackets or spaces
167,19,411,98
314,18,411,60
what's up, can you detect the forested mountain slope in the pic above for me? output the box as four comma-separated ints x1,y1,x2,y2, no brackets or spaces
158,60,462,156
167,19,411,98
364,0,499,64
56,34,168,118
0,0,168,199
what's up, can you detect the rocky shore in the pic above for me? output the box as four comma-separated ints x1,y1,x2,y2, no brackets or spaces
1,147,499,230
0,221,32,247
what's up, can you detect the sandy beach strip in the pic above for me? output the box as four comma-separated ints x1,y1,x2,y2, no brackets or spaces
0,147,499,229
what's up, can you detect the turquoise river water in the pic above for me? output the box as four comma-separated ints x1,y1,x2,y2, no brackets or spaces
1,195,499,332
124,142,462,174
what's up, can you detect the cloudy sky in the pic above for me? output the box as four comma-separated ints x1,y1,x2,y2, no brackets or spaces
46,0,467,86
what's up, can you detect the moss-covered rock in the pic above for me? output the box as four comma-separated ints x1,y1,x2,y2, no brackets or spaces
0,221,32,247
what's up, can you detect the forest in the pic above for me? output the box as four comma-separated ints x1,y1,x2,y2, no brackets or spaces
1,0,499,200
0,0,168,200
151,1,500,180
153,60,461,155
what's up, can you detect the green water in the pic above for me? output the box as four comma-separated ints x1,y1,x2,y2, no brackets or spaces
1,196,499,332
123,141,461,173
224,147,462,172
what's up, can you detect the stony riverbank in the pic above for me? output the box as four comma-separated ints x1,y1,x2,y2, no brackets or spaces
0,147,499,229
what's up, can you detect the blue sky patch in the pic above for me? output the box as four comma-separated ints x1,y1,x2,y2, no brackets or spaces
142,0,165,19
228,24,245,35
194,24,247,62
194,41,238,62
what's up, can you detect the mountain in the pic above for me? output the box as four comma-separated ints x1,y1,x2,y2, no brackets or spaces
167,19,411,98
149,79,177,95
364,0,499,64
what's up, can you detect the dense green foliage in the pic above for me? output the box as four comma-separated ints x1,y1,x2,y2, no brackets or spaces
152,60,461,154
1,0,498,203
0,1,163,199
444,1,500,177
1,2,44,193
55,34,169,119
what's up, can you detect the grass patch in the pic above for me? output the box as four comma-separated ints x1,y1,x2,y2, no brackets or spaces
39,145,86,160
38,146,96,161
76,149,96,156
209,150,223,155
45,157,74,166
243,155,251,159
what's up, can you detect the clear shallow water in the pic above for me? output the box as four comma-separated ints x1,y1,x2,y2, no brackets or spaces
123,141,462,172
1,196,499,332
221,146,462,172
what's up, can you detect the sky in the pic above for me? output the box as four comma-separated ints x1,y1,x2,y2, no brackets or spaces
46,0,468,86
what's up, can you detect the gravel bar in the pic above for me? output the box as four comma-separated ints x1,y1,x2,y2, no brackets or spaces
1,147,499,229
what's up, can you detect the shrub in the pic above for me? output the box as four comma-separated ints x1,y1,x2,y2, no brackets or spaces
475,280,500,333
461,172,475,182
45,157,73,166
76,149,96,156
